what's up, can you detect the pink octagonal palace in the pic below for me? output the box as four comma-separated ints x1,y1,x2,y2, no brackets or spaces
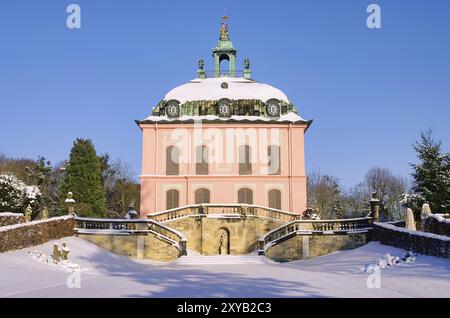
136,19,312,218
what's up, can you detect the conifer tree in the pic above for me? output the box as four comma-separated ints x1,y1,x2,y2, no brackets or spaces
411,130,450,213
62,138,106,217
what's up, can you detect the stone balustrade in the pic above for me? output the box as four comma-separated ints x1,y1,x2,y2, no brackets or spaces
305,217,373,232
74,217,187,255
147,204,301,223
258,217,373,254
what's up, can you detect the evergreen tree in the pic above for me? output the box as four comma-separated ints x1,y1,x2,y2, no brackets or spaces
62,138,106,217
411,130,450,213
27,156,53,217
0,173,41,214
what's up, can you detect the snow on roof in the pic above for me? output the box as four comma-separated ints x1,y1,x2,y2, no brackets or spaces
141,112,308,124
162,77,291,104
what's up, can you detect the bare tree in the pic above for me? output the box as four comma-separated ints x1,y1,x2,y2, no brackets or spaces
364,167,409,220
0,153,37,184
307,171,342,219
103,159,140,218
341,182,371,218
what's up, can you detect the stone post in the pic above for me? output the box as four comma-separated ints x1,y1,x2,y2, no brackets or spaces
421,203,432,219
369,192,380,223
405,208,417,231
258,239,265,255
136,224,146,260
241,205,248,216
41,207,49,220
200,204,208,215
421,203,432,230
64,192,76,216
24,204,32,222
180,239,188,256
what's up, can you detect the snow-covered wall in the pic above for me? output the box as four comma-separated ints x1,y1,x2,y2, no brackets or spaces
0,216,74,253
0,212,24,227
374,222,450,259
423,214,450,237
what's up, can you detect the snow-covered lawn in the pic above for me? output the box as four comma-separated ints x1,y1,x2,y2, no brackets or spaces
0,237,449,298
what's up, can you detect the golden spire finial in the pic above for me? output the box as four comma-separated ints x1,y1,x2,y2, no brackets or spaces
220,16,229,39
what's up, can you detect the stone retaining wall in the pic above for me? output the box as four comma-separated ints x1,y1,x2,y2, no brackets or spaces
0,212,25,227
165,216,286,255
423,215,450,237
77,232,181,262
0,216,75,253
266,232,370,261
374,222,450,259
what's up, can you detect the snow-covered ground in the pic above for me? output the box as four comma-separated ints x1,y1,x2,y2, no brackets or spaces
0,237,449,298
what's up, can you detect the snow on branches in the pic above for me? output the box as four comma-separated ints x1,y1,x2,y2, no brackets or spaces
0,173,41,213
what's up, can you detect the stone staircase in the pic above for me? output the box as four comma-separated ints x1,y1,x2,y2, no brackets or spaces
175,254,273,265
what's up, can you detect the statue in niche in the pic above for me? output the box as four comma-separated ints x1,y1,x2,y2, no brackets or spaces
218,233,225,254
218,229,229,255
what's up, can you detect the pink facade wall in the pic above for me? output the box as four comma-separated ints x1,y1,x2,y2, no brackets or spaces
139,122,308,217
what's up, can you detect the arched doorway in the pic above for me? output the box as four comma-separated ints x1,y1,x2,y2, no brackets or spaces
217,228,230,255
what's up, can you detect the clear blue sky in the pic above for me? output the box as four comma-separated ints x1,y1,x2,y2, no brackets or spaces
0,0,449,188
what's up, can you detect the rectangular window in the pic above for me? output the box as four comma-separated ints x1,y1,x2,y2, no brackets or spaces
268,189,281,210
268,145,281,175
166,146,179,175
166,190,179,210
196,146,209,175
239,145,252,175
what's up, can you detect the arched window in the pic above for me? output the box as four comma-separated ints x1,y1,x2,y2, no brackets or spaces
268,189,282,210
268,145,281,175
238,188,253,205
166,146,179,175
196,145,209,175
239,145,252,175
195,188,210,204
166,189,179,210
